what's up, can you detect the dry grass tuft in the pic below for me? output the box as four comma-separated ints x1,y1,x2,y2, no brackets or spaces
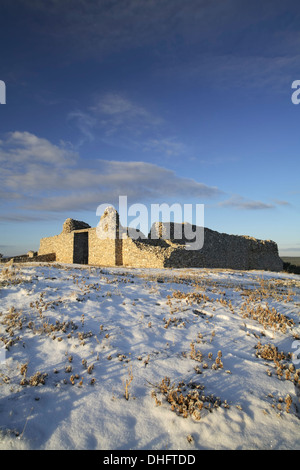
20,371,48,387
150,377,226,420
255,341,300,387
241,303,294,333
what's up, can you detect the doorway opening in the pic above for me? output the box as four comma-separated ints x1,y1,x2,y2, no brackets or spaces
73,232,88,264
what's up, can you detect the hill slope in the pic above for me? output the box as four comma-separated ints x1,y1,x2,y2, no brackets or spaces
0,263,299,450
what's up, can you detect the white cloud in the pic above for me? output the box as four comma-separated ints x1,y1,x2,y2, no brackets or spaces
0,131,78,166
26,159,221,211
0,131,222,214
2,132,288,219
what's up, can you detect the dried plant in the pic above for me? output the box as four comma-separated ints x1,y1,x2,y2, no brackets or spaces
124,366,134,400
20,371,48,387
241,303,294,333
20,363,28,377
255,342,300,388
285,394,292,413
172,290,210,305
150,377,225,420
190,342,203,362
87,364,94,374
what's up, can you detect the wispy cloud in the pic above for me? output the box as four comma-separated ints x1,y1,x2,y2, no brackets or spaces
5,0,300,99
143,138,187,157
67,111,97,145
68,92,164,146
159,52,300,93
272,199,291,206
91,93,161,124
279,246,300,252
0,214,55,223
14,0,300,64
68,92,186,158
10,0,227,59
219,195,275,210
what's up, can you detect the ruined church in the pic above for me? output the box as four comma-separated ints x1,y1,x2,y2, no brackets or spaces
38,206,283,271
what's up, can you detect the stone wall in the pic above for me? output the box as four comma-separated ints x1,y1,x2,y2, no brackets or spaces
148,223,283,271
63,218,91,233
39,232,74,263
164,228,282,271
0,253,56,264
122,238,166,268
88,228,117,266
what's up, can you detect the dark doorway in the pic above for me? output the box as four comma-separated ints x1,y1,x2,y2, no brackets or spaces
115,238,123,266
73,232,88,264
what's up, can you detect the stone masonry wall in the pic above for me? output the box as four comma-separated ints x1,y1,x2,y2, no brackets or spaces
88,228,117,266
122,238,166,268
39,232,74,263
87,228,163,267
161,226,282,271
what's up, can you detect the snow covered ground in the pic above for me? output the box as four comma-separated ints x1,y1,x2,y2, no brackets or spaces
0,262,299,450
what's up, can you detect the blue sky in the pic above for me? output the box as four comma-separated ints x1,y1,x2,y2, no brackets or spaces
0,0,299,257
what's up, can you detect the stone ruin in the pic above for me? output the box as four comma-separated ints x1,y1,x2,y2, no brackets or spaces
62,218,91,233
38,206,283,271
